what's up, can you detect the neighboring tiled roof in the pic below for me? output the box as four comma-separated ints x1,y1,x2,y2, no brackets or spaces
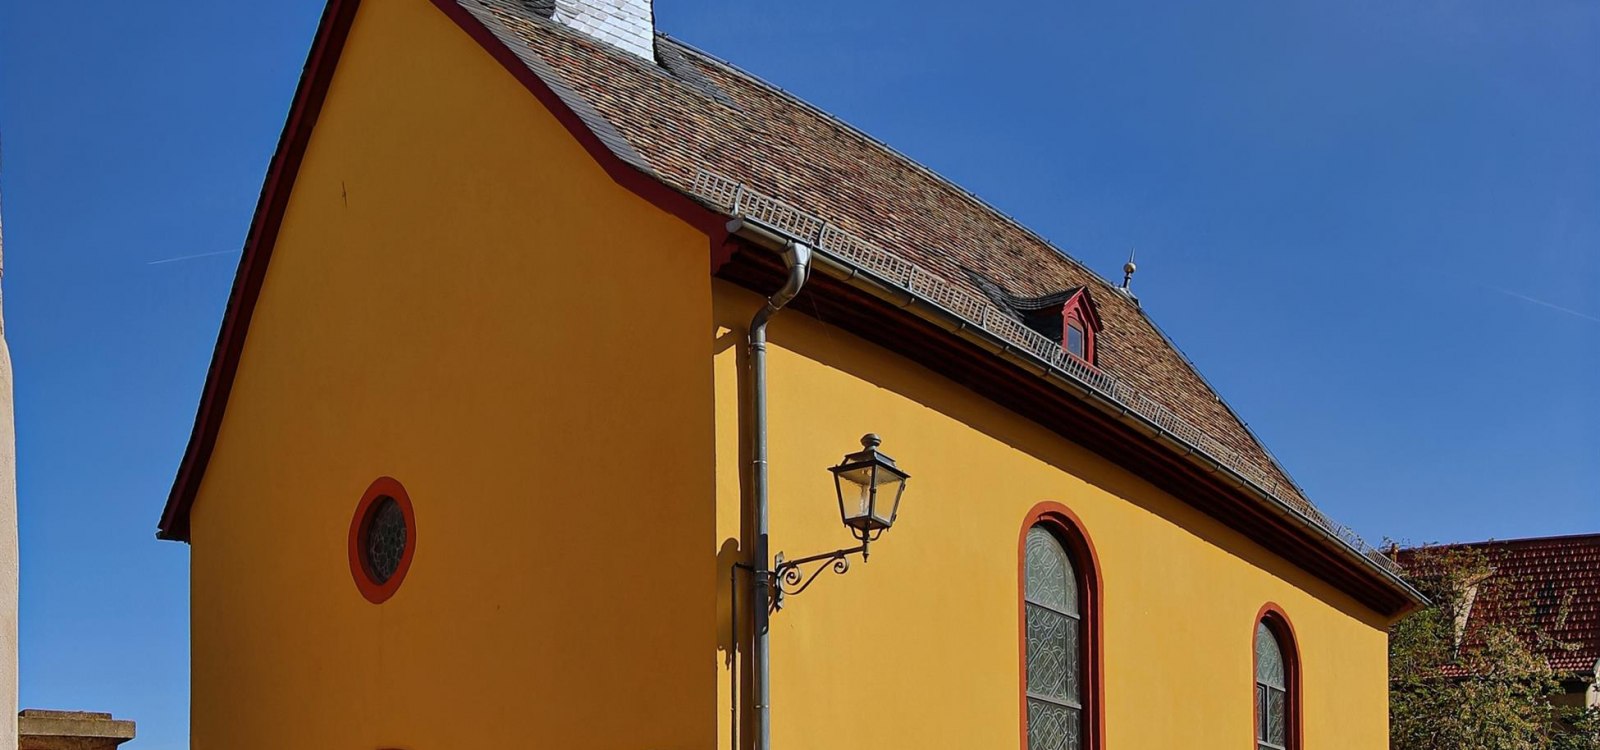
456,0,1321,517
1400,535,1600,676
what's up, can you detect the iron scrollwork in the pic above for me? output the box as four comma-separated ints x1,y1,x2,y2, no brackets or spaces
770,544,867,610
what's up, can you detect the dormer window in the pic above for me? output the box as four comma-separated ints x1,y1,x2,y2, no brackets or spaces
963,270,1104,366
1066,316,1088,360
1058,289,1100,365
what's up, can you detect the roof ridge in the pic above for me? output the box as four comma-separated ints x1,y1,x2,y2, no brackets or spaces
653,33,1122,293
655,30,1315,508
1406,532,1600,550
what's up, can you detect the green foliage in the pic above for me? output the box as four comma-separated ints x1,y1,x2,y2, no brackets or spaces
1551,707,1600,750
1389,545,1598,750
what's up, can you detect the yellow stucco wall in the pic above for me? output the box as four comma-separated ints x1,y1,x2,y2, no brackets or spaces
188,0,716,747
709,281,1394,750
188,1,1394,748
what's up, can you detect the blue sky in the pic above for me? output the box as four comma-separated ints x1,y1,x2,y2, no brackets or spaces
0,0,1596,746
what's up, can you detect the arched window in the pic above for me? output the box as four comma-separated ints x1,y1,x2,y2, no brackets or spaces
1020,506,1101,750
1254,608,1300,750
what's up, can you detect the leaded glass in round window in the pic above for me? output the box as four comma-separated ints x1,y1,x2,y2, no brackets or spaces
348,477,415,604
364,496,408,584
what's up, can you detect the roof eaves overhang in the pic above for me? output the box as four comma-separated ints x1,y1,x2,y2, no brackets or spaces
721,217,1427,619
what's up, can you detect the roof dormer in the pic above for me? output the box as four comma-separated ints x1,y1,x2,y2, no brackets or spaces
1057,288,1101,364
964,271,1104,365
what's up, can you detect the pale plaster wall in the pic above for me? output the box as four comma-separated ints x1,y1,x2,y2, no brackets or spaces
0,153,21,749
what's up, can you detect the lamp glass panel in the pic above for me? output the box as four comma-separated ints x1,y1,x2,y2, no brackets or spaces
871,479,903,527
835,464,876,523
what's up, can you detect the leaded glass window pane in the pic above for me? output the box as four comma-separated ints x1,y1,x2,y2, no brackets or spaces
1256,684,1269,737
1267,689,1286,745
1028,697,1081,750
1026,604,1081,703
1255,622,1285,688
1025,526,1082,750
1255,623,1289,750
1025,527,1078,615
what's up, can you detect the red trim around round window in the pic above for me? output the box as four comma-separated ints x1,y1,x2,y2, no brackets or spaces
348,476,416,604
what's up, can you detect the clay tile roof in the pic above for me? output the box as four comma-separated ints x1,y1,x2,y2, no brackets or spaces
456,2,1317,513
1400,534,1600,676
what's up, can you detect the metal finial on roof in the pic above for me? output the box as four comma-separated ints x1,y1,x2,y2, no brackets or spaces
1120,247,1138,296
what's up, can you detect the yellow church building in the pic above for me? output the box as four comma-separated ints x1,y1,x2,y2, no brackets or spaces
157,1,1426,748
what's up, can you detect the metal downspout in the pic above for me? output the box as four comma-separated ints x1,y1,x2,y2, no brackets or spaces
743,218,812,750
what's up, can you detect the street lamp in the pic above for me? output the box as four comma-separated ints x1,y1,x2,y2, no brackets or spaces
830,433,909,553
770,434,911,609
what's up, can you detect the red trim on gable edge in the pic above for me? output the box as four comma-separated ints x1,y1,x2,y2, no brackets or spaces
157,0,724,542
157,0,364,542
1061,287,1102,333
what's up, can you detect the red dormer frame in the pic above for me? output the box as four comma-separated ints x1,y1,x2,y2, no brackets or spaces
1060,288,1102,365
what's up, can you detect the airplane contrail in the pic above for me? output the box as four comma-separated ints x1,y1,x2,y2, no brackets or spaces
145,249,240,266
1486,285,1600,325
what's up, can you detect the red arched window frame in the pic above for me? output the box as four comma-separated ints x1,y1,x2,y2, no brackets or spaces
1018,502,1104,750
347,476,417,604
1060,291,1100,365
1253,603,1303,750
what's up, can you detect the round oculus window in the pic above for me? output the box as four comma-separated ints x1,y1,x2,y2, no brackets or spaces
364,497,407,583
348,477,416,603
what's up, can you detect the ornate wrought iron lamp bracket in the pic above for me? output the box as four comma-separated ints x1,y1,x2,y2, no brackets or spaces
770,544,868,611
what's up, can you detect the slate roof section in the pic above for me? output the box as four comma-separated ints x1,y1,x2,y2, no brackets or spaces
455,0,1323,517
965,269,1086,316
1400,534,1600,676
963,269,1091,344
